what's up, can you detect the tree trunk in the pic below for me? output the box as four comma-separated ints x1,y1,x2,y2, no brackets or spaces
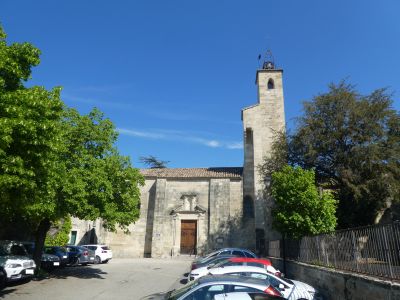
374,198,392,224
282,235,287,276
33,218,51,270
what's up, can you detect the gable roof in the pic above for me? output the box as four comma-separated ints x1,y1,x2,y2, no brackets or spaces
140,167,243,179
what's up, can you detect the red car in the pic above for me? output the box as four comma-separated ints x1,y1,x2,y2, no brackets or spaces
215,257,282,277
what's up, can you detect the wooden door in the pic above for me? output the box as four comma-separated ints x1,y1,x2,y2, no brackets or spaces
180,220,197,254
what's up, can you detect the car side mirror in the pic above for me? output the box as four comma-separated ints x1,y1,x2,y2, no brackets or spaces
278,283,285,290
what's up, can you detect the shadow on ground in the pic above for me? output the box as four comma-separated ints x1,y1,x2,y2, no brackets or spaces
0,288,17,298
50,265,108,280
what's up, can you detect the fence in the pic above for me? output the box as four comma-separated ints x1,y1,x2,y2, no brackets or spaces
267,221,400,281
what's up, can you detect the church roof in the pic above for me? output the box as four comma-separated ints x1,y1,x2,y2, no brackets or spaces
140,167,243,179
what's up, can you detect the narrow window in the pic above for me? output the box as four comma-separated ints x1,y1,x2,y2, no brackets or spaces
243,195,254,219
268,78,275,90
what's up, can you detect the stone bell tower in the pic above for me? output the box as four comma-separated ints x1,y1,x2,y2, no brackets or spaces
242,52,286,250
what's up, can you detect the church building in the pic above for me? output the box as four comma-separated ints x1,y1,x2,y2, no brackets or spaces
71,58,286,258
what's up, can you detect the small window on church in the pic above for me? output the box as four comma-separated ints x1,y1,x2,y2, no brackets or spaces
267,78,274,90
243,196,254,219
245,128,253,145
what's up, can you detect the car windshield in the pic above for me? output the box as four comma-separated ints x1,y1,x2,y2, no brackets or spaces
203,250,220,260
168,280,199,300
207,258,231,268
101,246,109,250
212,259,237,268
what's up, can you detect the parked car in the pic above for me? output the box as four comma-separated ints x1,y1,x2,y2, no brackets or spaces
0,241,36,283
0,267,6,289
214,292,284,300
189,257,281,281
21,242,60,270
44,246,69,266
141,275,283,300
194,248,258,264
190,255,237,271
64,245,95,265
206,265,322,300
81,244,112,264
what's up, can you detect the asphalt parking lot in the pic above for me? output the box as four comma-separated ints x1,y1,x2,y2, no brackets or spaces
0,257,192,300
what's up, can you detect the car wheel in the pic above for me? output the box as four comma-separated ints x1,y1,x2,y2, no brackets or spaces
71,257,80,266
81,263,88,266
103,259,109,264
95,256,101,264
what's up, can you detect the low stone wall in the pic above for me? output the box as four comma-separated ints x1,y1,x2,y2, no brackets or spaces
269,257,400,300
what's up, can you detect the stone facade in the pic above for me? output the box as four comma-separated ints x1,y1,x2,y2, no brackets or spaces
70,62,286,258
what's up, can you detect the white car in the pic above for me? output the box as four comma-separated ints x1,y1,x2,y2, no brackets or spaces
205,265,322,300
0,244,36,283
189,257,281,282
214,292,283,300
82,244,112,264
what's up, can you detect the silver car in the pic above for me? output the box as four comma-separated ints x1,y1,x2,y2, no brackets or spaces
206,265,322,300
141,275,283,300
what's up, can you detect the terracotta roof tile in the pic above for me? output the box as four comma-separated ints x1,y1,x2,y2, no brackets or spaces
140,167,243,179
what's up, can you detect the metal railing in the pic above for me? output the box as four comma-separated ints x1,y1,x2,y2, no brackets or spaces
267,221,400,281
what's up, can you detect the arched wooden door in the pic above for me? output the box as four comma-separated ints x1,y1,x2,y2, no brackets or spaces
180,220,197,254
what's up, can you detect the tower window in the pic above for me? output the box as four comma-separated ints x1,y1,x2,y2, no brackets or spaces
267,79,275,90
245,128,253,145
243,195,254,219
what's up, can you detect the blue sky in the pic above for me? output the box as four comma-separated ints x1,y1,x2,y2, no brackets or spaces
1,0,399,168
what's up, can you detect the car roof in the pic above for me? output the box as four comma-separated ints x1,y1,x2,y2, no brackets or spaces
214,292,252,300
214,292,283,300
210,265,269,275
217,248,254,252
197,274,269,286
229,257,271,265
201,254,236,261
65,245,85,248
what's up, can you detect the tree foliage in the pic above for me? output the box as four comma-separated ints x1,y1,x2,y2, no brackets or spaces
45,217,72,247
0,26,144,267
271,166,337,239
262,81,400,228
140,155,169,168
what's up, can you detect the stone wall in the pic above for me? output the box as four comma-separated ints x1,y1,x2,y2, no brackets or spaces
71,176,250,258
269,257,400,300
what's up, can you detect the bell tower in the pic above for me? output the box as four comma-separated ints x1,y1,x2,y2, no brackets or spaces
242,51,286,249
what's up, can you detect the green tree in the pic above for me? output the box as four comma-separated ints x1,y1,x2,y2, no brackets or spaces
271,166,337,239
0,26,65,259
0,26,144,267
261,81,400,228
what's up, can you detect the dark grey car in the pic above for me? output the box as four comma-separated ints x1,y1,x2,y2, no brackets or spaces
190,254,236,272
65,245,95,265
21,242,60,270
141,275,283,300
194,248,257,264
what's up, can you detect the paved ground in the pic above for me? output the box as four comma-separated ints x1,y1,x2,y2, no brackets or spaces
0,257,193,300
